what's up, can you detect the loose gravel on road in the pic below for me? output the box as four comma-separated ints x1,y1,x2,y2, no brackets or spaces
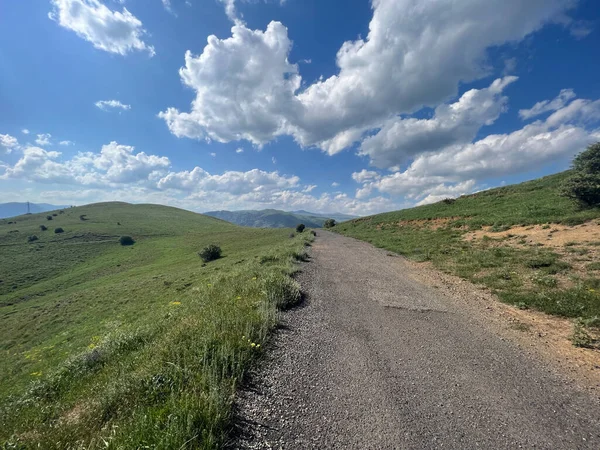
231,231,600,449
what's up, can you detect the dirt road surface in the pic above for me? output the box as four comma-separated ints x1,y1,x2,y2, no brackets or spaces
232,231,600,449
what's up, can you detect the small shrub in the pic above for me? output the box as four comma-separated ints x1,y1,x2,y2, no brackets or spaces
27,235,39,243
54,227,64,234
323,219,336,229
39,225,47,231
119,236,135,246
571,318,594,348
80,215,88,221
442,198,456,205
295,224,306,233
199,244,221,262
52,213,58,217
46,215,53,221
311,230,317,237
289,233,295,239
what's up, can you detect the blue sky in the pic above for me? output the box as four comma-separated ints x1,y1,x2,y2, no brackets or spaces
1,0,599,214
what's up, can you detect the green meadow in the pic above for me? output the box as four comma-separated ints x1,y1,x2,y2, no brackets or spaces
0,202,311,448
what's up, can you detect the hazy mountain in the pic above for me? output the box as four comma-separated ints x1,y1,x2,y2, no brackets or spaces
204,209,355,228
0,203,69,219
290,210,358,222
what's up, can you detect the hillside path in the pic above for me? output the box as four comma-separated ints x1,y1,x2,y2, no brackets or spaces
232,231,600,449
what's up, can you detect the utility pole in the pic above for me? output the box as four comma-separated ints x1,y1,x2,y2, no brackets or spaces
26,201,31,215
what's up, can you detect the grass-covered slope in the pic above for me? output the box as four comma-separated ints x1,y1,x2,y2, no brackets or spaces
336,171,600,322
0,202,312,448
353,171,598,228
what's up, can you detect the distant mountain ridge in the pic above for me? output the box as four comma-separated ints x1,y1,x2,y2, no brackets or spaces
204,209,357,228
290,210,357,221
0,203,69,219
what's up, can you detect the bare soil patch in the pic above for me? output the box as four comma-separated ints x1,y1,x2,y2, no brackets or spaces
465,221,600,247
404,258,600,392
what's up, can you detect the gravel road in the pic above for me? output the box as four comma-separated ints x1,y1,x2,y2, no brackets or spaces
232,231,600,449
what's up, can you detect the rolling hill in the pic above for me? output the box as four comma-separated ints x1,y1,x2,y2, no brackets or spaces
335,170,600,322
204,209,356,228
0,202,312,448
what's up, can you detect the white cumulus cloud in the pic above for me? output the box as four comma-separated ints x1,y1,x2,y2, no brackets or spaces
359,93,600,204
161,0,577,159
359,77,518,168
1,141,170,187
159,21,300,147
49,0,155,56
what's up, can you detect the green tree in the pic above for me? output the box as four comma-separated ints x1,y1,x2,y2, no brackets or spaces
295,224,306,233
323,219,336,228
562,142,600,207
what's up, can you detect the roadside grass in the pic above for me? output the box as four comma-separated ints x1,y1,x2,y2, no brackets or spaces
335,171,600,323
0,202,312,448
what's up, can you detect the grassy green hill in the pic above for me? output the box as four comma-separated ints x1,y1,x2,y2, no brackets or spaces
336,171,600,325
0,202,312,448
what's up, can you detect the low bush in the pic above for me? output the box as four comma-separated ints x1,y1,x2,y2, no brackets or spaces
27,235,39,243
39,225,48,231
80,215,88,221
199,244,222,262
571,318,594,348
442,198,456,205
119,236,135,246
46,215,53,221
54,228,64,234
295,224,306,233
311,230,317,237
323,219,336,229
263,273,301,310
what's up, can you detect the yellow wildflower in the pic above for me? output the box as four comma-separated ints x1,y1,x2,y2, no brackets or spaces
30,371,42,377
170,301,182,306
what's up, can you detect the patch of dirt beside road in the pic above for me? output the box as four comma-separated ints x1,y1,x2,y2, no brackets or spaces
403,258,600,392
